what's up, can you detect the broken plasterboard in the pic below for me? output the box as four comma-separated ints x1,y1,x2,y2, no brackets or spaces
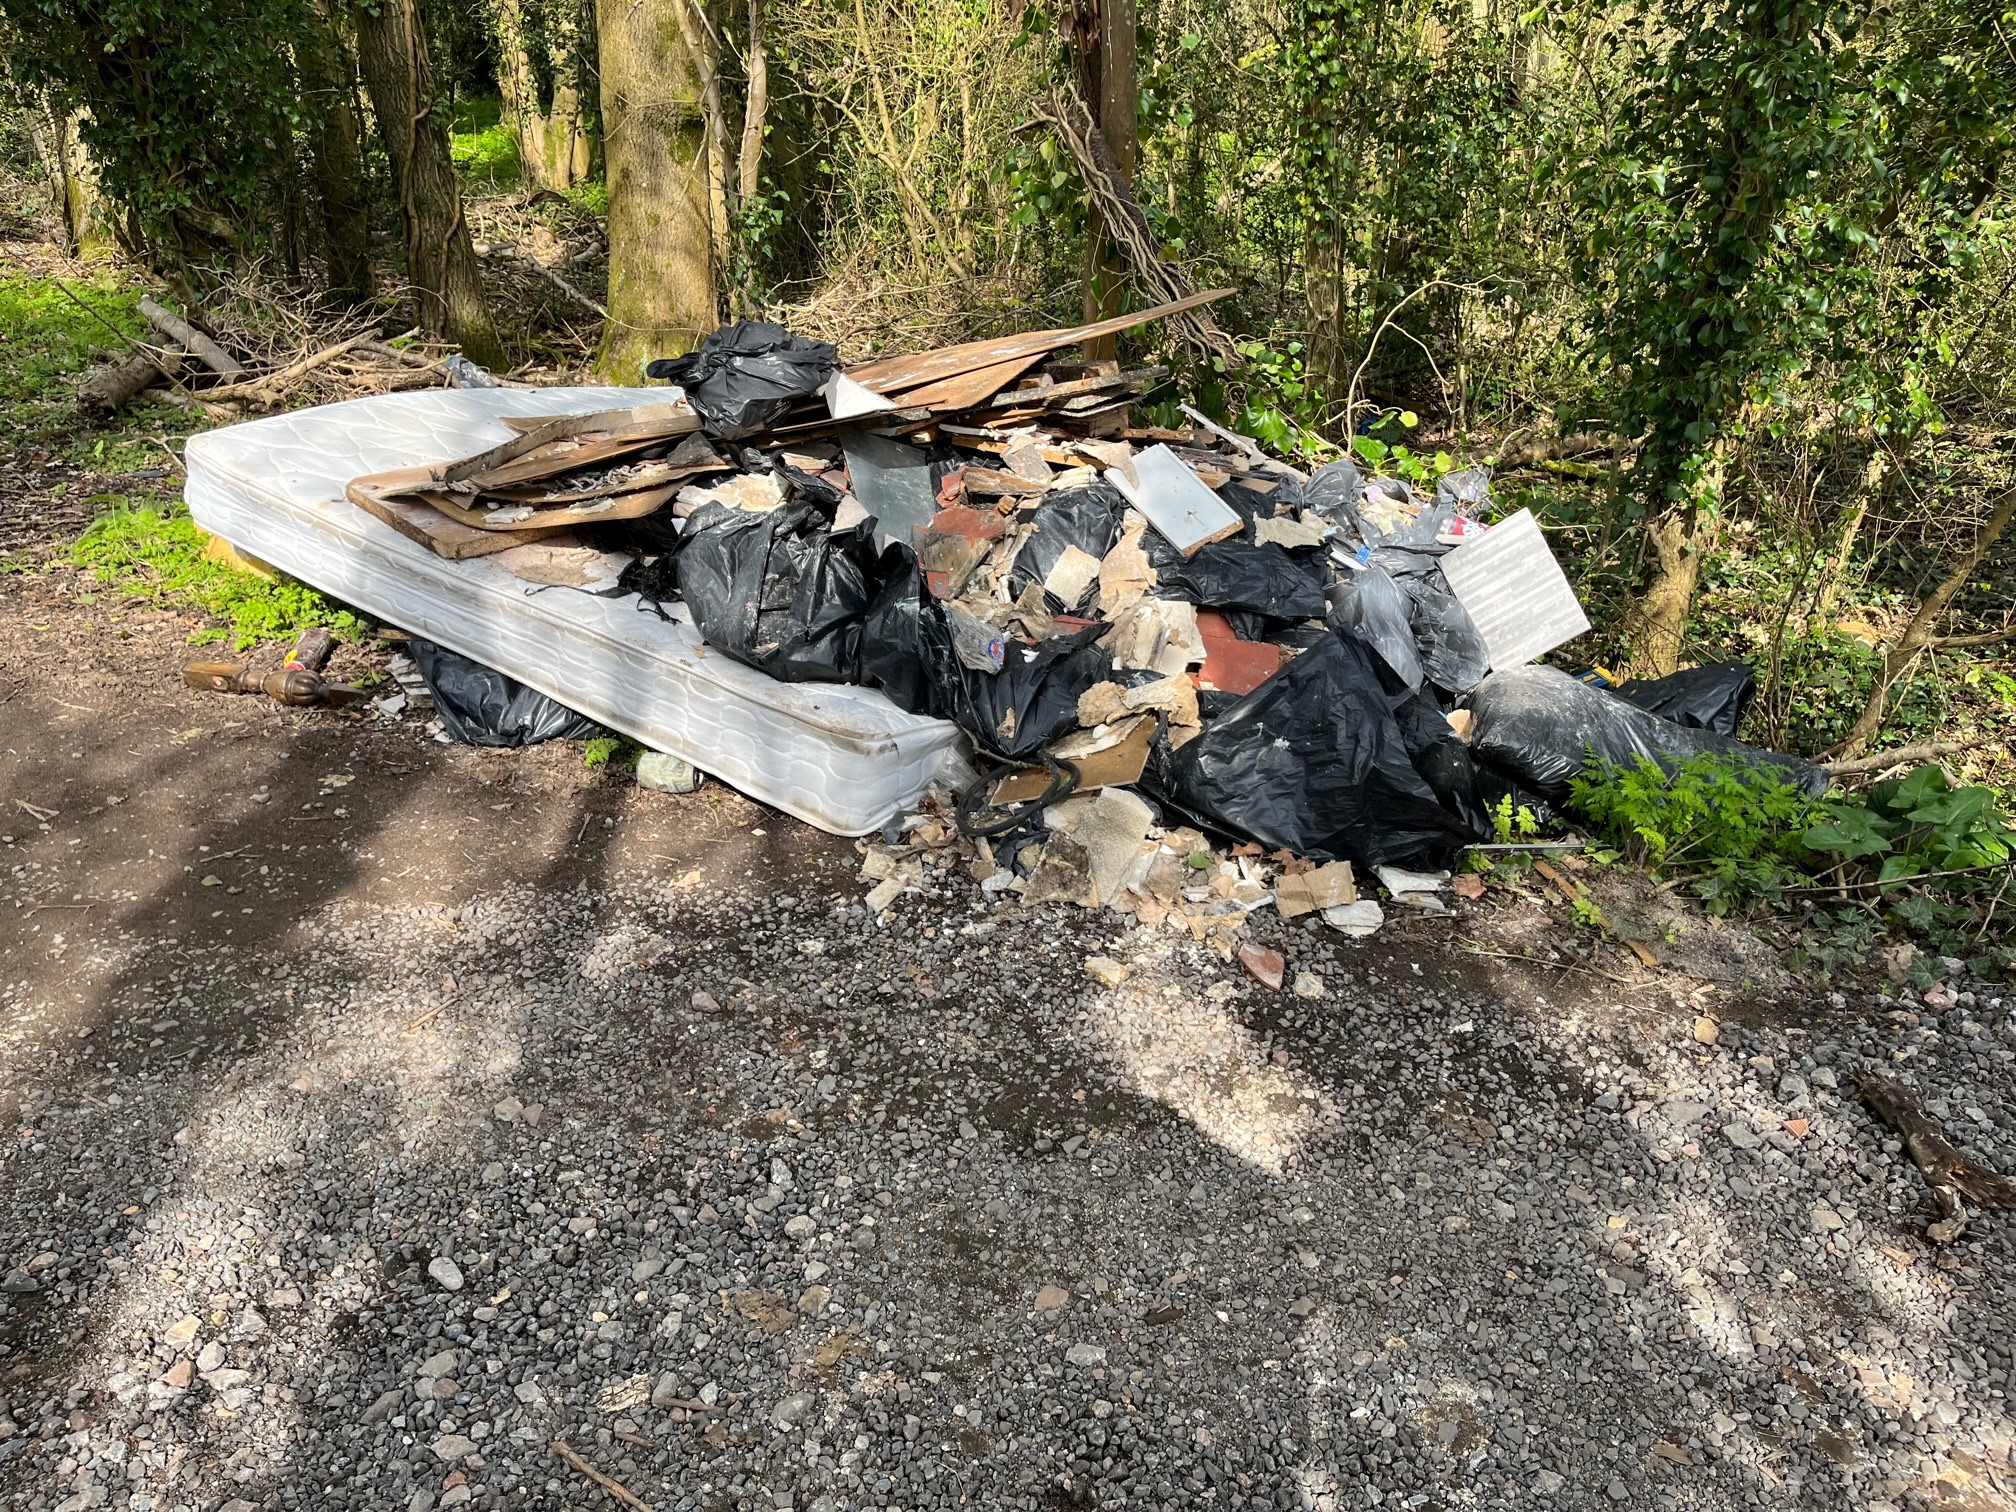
1103,444,1243,557
1436,508,1591,670
819,370,898,419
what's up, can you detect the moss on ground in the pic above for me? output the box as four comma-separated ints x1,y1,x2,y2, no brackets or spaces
69,498,366,649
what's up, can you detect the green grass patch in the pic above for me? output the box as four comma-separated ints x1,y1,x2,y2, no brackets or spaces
450,96,521,186
68,498,365,649
0,266,143,405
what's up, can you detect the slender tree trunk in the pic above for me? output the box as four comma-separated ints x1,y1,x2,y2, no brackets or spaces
301,0,373,305
495,0,551,183
544,5,592,189
1078,0,1137,358
736,0,768,207
1623,438,1725,678
1814,447,1886,625
352,0,504,368
34,107,116,256
1833,483,2016,757
594,0,718,379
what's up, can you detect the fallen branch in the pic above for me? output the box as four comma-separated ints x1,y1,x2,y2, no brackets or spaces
1780,860,2014,898
81,347,185,415
1823,737,1992,777
478,243,609,319
1490,430,1631,468
1935,625,2016,650
138,295,245,377
1856,1071,2016,1243
552,1439,655,1512
193,331,385,404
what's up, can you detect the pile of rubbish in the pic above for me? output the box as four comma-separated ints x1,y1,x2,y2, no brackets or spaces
332,293,1827,941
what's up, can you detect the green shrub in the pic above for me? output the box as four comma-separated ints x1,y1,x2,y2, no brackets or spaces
1569,752,1821,912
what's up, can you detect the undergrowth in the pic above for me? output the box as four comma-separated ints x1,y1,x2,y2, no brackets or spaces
0,266,143,411
68,499,364,649
449,97,521,186
1571,751,2016,978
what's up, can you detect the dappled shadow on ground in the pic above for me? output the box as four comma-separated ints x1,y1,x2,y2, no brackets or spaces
3,598,2015,1512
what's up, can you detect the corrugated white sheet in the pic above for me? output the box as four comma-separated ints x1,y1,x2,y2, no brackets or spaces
183,386,970,836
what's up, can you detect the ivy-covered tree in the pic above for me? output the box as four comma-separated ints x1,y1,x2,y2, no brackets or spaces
0,0,319,266
1571,0,2013,676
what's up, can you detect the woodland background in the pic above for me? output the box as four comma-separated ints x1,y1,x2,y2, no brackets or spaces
1,0,2012,774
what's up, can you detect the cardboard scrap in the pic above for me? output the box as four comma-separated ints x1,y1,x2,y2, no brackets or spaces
1254,514,1330,550
991,715,1154,803
1274,861,1357,918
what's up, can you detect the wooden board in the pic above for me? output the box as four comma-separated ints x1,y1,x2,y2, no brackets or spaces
892,353,1049,411
415,480,681,533
348,481,568,559
844,289,1232,395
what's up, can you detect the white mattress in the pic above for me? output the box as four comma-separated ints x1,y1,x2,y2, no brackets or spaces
183,386,971,836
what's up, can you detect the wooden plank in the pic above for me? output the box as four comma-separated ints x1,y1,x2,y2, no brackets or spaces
983,364,1168,409
844,288,1232,395
418,480,682,533
890,352,1049,411
348,481,567,558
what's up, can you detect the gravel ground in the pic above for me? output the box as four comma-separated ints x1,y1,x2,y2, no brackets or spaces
4,588,2016,1512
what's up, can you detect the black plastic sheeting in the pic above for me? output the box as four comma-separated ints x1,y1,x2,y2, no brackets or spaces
1145,634,1479,870
644,322,838,434
863,561,1109,761
409,639,599,748
1612,662,1756,736
1468,664,1829,802
674,499,893,683
1403,577,1491,694
1007,484,1125,614
1329,563,1424,688
1149,537,1329,621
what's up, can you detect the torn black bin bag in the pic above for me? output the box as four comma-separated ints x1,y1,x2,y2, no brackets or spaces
1301,457,1365,528
644,322,838,434
862,562,1111,762
1007,483,1125,614
1468,664,1829,803
675,498,889,683
1403,575,1491,694
1393,690,1492,840
409,639,599,748
1612,662,1756,736
1142,633,1475,870
1329,562,1423,689
1148,537,1329,622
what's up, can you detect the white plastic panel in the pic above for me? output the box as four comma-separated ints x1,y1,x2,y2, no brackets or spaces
183,387,971,836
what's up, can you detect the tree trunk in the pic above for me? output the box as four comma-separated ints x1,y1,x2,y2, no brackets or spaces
1832,483,2016,757
34,107,116,256
494,0,552,184
301,0,374,306
1078,0,1137,358
594,0,718,379
351,0,505,368
1622,435,1727,678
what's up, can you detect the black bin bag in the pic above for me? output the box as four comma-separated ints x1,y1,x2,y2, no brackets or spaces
862,562,1110,761
1403,575,1491,694
1612,662,1756,736
409,640,599,748
1149,537,1329,621
1143,634,1475,870
1468,664,1829,803
1007,483,1125,614
675,498,889,684
1329,562,1423,688
644,322,838,434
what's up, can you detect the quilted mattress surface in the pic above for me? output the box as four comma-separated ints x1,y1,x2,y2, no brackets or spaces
183,385,970,836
